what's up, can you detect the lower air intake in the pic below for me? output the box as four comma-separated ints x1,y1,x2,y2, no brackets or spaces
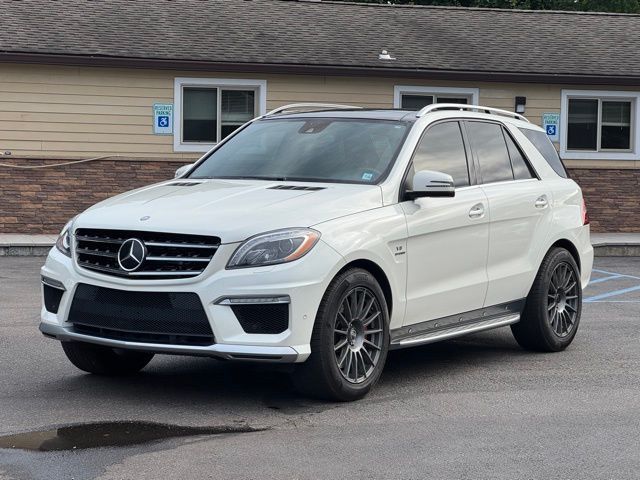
231,303,289,334
68,284,214,346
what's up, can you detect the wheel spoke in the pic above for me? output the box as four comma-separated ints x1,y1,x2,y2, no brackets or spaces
565,303,577,313
548,302,556,312
363,311,380,327
361,296,375,321
337,347,349,368
356,290,366,318
337,310,349,326
365,328,382,335
334,338,348,351
334,329,348,336
566,281,577,292
361,348,375,367
364,339,381,350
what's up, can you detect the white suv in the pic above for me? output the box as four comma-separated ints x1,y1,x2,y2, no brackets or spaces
40,103,593,401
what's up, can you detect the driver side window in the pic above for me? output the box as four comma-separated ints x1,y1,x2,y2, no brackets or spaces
412,121,470,188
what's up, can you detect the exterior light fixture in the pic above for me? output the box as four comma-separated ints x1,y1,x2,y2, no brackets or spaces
515,96,527,114
378,50,396,60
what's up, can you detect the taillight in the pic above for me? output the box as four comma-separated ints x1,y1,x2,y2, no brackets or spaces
581,198,590,225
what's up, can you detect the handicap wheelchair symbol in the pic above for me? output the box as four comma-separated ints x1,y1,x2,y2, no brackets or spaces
546,124,557,136
157,116,169,128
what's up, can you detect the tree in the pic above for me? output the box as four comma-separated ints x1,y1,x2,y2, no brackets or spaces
346,0,640,13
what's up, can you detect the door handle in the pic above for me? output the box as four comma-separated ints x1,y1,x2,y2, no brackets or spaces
535,195,548,209
469,203,485,219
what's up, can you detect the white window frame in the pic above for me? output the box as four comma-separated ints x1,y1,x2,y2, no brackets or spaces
560,89,640,161
173,77,267,152
393,85,479,109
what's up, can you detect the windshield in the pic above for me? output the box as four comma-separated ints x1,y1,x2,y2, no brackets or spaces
188,118,409,184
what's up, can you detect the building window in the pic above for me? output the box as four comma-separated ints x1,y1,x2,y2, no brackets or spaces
393,85,479,111
561,90,640,161
174,78,267,152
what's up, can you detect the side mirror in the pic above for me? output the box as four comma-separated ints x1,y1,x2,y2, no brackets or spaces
174,163,195,178
406,170,455,200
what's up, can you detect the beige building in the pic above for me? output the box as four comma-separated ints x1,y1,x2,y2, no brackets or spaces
1,0,639,233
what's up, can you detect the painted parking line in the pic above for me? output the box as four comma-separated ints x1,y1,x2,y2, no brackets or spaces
592,269,640,281
585,284,640,302
584,268,640,303
588,274,624,285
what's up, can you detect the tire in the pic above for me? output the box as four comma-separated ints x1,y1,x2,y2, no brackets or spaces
293,268,390,401
511,247,582,352
61,341,154,375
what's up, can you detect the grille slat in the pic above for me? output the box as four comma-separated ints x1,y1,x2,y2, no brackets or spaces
75,229,220,280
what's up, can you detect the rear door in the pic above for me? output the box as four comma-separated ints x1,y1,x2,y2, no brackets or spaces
465,120,553,307
401,120,489,325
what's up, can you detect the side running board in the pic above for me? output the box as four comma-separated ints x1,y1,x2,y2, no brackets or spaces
389,312,520,350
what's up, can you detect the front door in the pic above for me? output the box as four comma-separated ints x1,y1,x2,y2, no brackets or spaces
401,121,490,325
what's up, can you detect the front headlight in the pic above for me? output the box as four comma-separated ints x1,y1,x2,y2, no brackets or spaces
227,228,321,269
55,218,75,257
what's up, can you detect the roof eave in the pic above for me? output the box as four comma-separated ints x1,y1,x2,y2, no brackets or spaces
1,51,639,86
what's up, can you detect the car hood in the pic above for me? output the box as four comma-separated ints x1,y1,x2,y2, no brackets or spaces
75,179,383,243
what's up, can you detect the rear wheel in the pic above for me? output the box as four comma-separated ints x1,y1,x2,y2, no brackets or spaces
61,341,154,375
511,247,582,352
294,268,389,401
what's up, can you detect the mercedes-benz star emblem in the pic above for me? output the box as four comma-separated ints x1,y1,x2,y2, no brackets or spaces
117,238,147,272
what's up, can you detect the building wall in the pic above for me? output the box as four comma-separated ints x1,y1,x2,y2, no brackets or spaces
0,63,638,233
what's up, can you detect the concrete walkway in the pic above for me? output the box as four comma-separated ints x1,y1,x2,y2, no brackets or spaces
0,232,639,256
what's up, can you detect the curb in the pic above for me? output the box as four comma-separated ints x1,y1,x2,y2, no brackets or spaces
0,245,52,257
593,244,640,257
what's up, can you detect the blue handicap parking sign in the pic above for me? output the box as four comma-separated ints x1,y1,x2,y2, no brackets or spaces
157,116,169,128
546,124,556,136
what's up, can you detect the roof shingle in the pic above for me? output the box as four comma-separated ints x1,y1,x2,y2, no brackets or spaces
1,0,639,81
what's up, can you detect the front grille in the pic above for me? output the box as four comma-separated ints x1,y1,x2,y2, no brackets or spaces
68,283,214,346
75,228,220,280
231,303,289,334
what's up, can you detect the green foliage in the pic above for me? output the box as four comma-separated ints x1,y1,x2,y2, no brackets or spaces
349,0,640,13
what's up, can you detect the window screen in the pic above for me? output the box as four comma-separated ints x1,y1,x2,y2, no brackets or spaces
412,122,470,187
503,130,534,180
520,128,568,178
466,122,513,184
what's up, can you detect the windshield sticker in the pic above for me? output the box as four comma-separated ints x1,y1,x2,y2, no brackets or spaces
362,172,374,181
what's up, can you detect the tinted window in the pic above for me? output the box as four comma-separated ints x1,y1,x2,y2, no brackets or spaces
189,118,408,184
504,130,534,180
466,122,514,184
519,128,568,178
567,98,598,150
412,122,470,187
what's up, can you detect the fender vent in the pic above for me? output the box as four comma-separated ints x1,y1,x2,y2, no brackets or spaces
267,185,326,191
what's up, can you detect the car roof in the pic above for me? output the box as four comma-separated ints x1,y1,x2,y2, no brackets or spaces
263,109,417,122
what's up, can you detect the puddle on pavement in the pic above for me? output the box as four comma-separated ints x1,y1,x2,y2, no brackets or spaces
0,421,264,452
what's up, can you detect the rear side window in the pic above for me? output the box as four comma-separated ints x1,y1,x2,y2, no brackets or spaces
519,128,568,178
503,130,535,180
466,121,513,184
412,121,470,187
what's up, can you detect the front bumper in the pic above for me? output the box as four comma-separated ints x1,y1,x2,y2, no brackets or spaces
40,240,345,363
39,322,301,362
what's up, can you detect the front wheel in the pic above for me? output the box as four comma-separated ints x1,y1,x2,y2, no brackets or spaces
293,268,390,401
511,247,582,352
61,341,154,375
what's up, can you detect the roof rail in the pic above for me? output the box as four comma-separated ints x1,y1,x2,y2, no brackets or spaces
415,103,530,123
266,103,363,116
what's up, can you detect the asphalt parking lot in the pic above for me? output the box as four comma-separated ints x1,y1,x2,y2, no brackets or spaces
1,256,639,480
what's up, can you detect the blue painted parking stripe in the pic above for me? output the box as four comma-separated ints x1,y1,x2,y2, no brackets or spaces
588,275,624,285
584,284,640,302
592,269,640,281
